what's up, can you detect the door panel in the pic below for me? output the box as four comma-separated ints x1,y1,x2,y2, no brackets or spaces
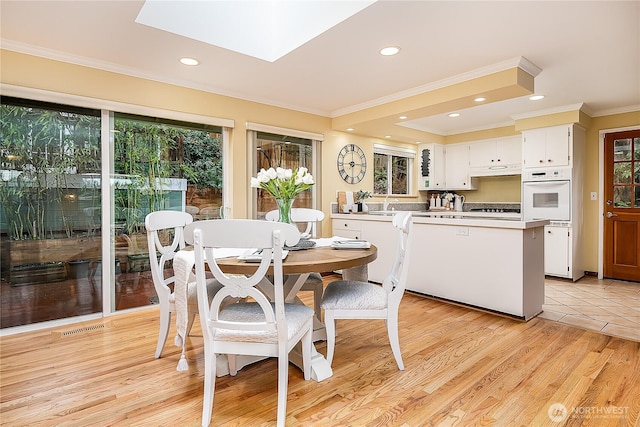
604,129,640,282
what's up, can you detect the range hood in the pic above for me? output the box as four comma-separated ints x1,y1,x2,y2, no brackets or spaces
469,163,521,177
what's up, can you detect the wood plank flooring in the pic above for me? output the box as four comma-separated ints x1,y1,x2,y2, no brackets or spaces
1,278,639,426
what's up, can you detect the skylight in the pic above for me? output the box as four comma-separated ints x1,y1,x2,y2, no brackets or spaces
136,0,376,62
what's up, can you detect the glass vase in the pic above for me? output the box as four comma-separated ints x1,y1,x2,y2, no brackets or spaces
275,198,294,224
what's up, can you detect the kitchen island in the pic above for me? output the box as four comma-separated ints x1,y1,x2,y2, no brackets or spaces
331,211,549,320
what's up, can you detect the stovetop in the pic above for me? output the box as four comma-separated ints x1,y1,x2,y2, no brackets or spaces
469,208,521,214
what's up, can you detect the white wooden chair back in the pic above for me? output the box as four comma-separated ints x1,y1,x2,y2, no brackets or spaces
384,211,413,307
145,210,193,296
265,208,325,237
185,219,300,340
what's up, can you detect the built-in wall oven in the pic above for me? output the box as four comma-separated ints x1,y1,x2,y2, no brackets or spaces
522,167,572,222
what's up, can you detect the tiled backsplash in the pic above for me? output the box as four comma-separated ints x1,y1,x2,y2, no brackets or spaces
330,201,521,214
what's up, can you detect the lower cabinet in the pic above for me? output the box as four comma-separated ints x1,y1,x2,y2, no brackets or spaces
331,217,396,283
331,219,361,240
544,225,571,278
360,220,397,283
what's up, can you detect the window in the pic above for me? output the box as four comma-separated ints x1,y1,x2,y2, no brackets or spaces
373,144,415,195
247,123,322,219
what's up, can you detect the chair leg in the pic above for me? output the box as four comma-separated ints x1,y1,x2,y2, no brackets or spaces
276,349,289,427
387,312,404,370
228,354,237,376
201,344,216,426
313,283,323,321
324,311,336,366
302,326,312,380
155,309,171,358
185,313,197,337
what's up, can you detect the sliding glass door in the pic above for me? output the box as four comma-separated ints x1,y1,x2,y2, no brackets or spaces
0,97,102,328
1,96,228,329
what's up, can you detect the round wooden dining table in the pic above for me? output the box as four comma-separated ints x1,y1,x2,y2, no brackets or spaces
214,244,378,275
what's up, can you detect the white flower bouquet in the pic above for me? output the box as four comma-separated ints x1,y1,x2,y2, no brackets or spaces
250,167,315,199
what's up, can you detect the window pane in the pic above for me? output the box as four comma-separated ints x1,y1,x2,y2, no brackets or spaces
1,99,102,328
614,186,631,207
614,138,632,161
112,114,223,311
391,155,408,195
255,132,313,217
634,137,640,160
614,162,632,184
373,153,388,194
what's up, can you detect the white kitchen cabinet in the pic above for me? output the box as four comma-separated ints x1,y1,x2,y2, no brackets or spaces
332,219,361,240
331,217,398,283
469,135,522,176
418,143,445,190
544,225,572,278
522,124,571,169
445,143,477,190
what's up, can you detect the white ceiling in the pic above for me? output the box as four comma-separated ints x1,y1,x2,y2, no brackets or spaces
1,0,638,137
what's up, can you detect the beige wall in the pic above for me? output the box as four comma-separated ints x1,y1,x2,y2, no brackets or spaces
2,49,640,272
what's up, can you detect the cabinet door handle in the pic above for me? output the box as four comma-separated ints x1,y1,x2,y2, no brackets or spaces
547,159,552,162
539,159,544,163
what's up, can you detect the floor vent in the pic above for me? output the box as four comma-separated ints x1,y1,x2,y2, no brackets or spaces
54,323,108,340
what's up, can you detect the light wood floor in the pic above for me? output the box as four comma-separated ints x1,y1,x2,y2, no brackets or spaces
1,279,639,426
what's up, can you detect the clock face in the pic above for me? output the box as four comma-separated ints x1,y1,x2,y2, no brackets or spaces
337,144,366,184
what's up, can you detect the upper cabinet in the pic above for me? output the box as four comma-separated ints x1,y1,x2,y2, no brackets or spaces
469,135,522,176
444,143,477,190
522,124,571,169
418,143,446,190
418,142,477,191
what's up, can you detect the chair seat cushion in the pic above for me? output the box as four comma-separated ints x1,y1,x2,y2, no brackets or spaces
215,303,314,343
321,280,388,310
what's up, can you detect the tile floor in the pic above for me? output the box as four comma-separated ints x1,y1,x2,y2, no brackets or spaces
540,275,640,342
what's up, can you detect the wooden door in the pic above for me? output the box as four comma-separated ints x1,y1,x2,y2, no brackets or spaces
603,129,640,282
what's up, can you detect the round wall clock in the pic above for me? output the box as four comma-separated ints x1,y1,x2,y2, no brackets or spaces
337,144,367,184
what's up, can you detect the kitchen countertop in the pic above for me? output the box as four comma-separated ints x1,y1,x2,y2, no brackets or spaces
331,211,549,230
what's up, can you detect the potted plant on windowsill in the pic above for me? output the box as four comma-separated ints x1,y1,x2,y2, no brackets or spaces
355,190,372,213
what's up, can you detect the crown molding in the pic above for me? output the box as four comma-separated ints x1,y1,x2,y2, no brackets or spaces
331,56,540,118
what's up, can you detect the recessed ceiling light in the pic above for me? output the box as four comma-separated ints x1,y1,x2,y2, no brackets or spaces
346,128,354,131
385,135,392,138
180,57,199,66
474,97,486,102
380,46,400,56
399,115,408,120
448,113,460,118
529,95,545,101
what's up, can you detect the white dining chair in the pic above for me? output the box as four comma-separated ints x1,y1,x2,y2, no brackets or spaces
145,210,223,359
184,219,314,427
321,211,413,370
265,208,325,318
